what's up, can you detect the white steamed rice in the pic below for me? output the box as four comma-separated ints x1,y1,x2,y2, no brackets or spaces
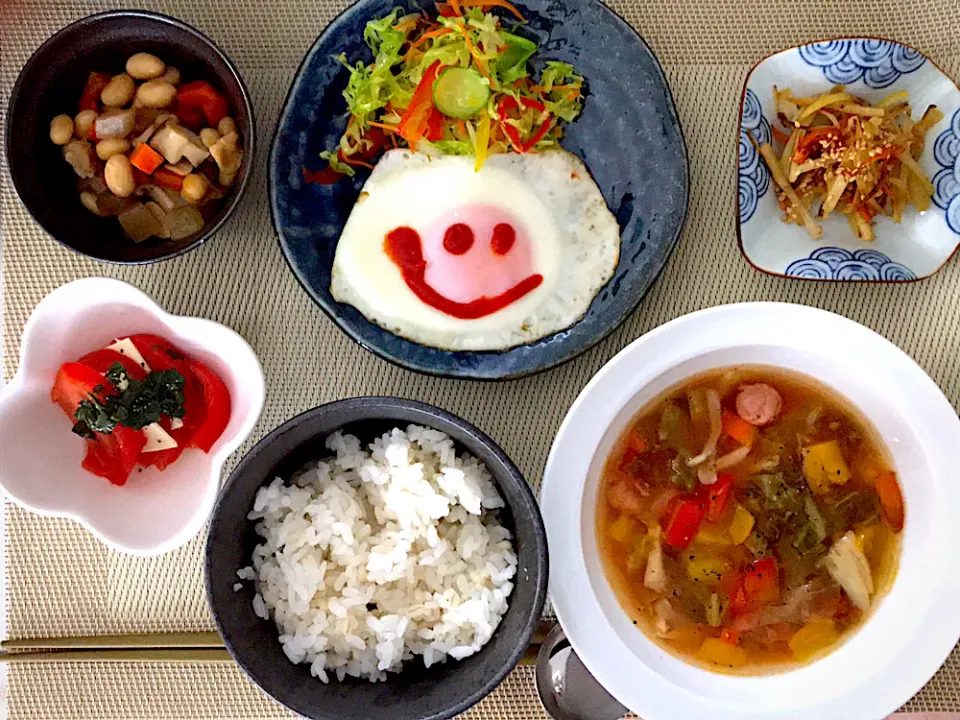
237,424,518,683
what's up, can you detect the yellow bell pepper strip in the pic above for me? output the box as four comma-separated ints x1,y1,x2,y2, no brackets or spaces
697,637,748,668
473,110,491,171
788,618,839,661
802,440,852,495
728,504,755,545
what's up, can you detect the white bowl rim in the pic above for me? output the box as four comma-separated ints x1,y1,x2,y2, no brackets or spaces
540,301,960,720
0,277,266,556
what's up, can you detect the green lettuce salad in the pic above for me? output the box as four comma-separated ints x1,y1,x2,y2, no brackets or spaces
310,1,586,181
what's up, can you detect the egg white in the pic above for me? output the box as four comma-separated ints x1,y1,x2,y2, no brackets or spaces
330,149,620,351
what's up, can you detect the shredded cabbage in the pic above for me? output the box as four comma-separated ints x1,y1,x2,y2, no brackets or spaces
313,4,587,176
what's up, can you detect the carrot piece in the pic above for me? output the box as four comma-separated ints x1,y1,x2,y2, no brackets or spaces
412,26,453,48
875,471,904,531
129,143,164,174
455,0,525,20
449,0,462,15
722,412,757,446
366,121,398,133
772,125,791,145
454,22,491,83
152,167,185,191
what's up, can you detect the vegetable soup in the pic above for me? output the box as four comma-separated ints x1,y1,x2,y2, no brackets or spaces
597,366,903,673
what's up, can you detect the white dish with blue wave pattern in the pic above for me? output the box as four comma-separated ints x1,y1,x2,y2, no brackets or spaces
738,38,960,281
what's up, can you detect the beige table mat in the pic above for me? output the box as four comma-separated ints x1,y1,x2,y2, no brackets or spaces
2,0,960,717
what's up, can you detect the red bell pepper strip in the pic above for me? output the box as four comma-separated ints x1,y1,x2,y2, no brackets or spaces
397,61,444,148
303,127,388,185
496,95,553,153
699,473,733,522
79,72,111,112
728,557,780,617
662,496,706,549
177,80,230,127
719,628,740,646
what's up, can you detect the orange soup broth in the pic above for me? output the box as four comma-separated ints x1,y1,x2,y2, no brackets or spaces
596,366,902,674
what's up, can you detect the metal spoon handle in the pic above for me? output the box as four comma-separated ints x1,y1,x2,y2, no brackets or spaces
535,624,628,720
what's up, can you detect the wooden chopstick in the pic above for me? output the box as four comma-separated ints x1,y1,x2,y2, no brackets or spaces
0,648,232,664
0,620,554,664
1,631,223,650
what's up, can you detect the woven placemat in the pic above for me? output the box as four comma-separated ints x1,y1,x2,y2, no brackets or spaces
2,0,959,717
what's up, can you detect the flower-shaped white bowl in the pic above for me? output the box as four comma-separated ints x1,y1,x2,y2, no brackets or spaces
738,38,960,281
0,278,265,556
540,303,960,720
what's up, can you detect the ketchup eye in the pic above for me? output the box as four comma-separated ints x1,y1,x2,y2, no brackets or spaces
443,223,474,255
490,223,516,255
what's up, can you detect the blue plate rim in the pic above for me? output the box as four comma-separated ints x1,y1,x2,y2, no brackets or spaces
268,0,690,380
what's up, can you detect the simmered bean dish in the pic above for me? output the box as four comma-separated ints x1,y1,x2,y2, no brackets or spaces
597,366,904,672
49,52,244,243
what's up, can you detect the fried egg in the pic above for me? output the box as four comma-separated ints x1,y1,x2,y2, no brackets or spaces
330,149,620,351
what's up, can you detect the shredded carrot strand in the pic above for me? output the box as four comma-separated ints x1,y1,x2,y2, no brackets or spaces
457,119,467,138
449,0,462,16
367,121,398,132
530,83,579,93
455,22,491,83
455,0,525,20
413,26,452,48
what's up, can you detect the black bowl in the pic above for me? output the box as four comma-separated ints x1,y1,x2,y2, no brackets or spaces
205,398,548,720
5,10,255,264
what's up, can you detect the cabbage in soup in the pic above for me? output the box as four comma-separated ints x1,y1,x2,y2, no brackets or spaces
596,366,903,672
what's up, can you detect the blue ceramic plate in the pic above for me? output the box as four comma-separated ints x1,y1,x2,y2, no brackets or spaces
269,0,689,379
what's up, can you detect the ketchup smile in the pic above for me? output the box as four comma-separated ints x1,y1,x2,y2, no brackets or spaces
384,225,543,320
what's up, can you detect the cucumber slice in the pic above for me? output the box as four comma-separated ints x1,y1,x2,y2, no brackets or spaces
432,67,490,120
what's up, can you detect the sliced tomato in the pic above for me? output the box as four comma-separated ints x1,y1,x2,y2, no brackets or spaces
138,415,185,471
139,375,206,470
77,349,148,381
185,358,230,452
51,362,112,418
81,425,146,486
128,334,188,372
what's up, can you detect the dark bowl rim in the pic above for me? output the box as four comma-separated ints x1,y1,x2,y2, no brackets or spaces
4,9,257,266
204,396,549,720
267,0,690,381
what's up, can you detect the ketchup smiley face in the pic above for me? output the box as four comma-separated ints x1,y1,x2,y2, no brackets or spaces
383,204,542,320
